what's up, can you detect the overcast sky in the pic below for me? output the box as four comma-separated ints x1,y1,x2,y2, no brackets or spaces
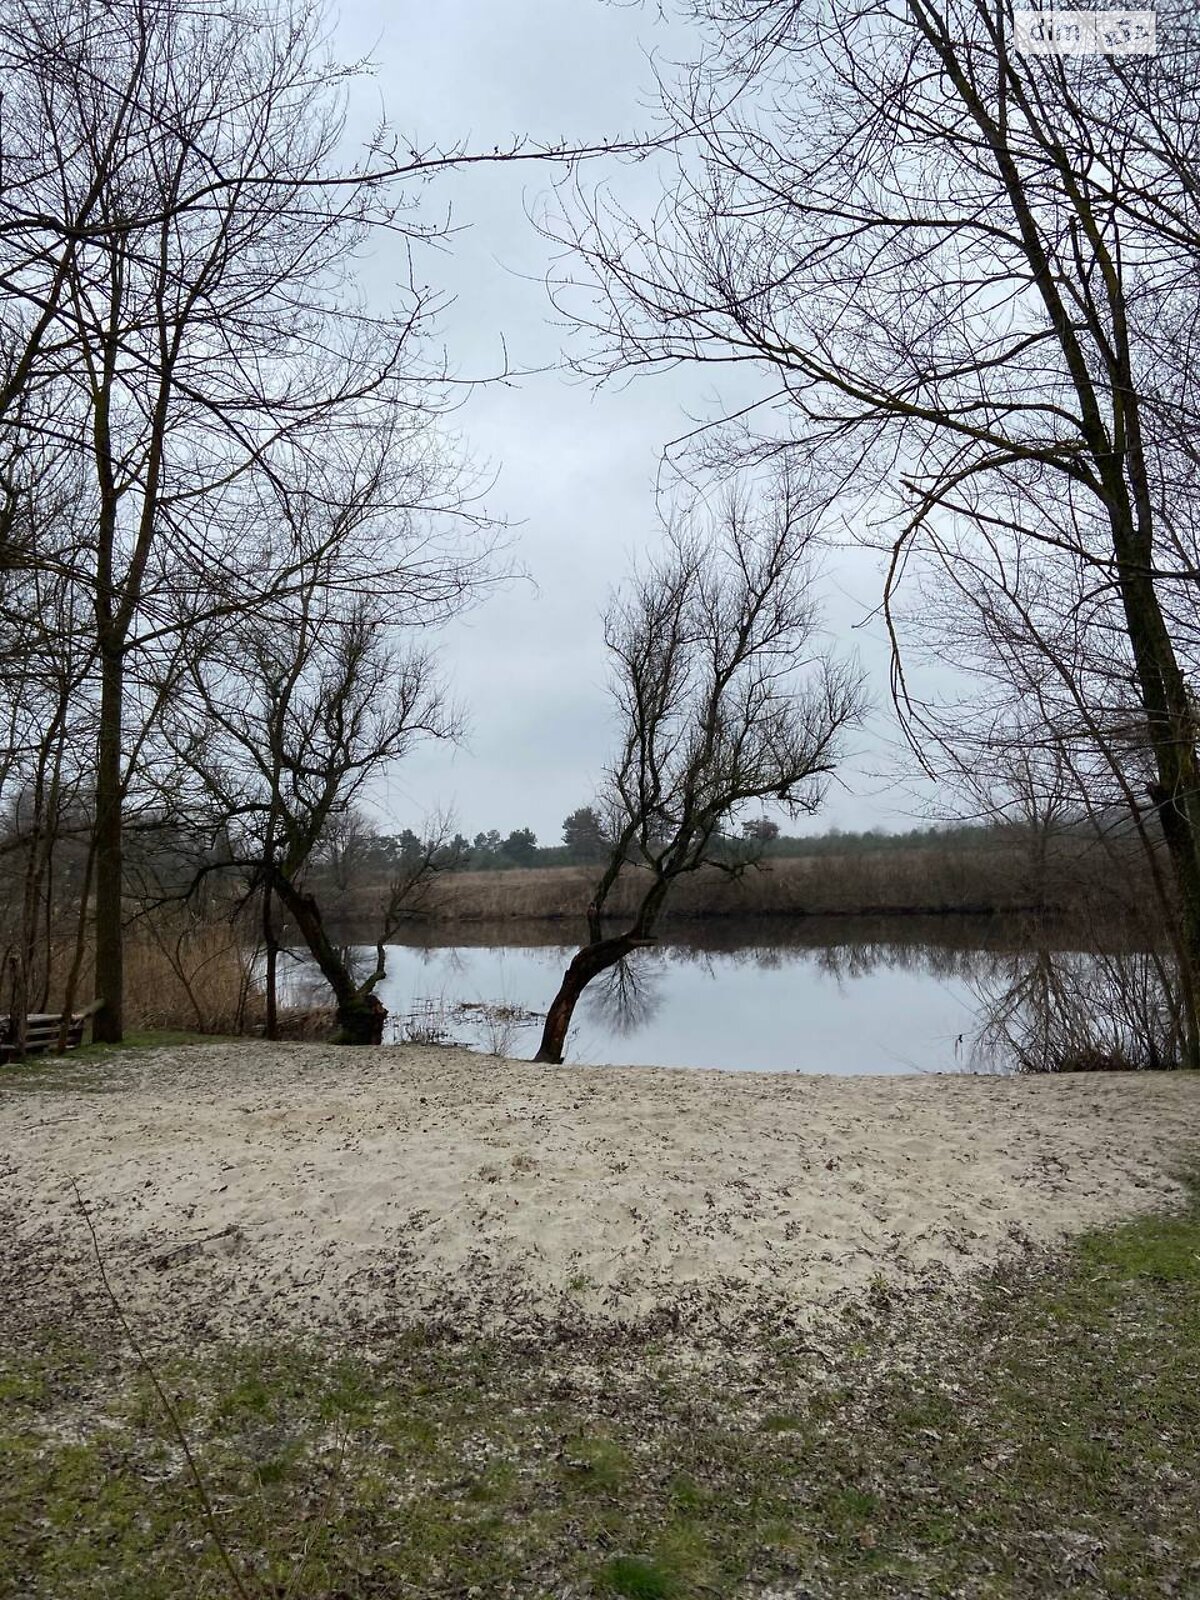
331,0,920,844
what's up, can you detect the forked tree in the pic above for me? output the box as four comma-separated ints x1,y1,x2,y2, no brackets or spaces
532,478,865,1063
170,609,456,1044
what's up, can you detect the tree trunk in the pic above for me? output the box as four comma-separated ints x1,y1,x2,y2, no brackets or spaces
1148,767,1200,1069
261,808,280,1040
262,882,278,1041
269,872,388,1045
7,952,28,1063
533,934,655,1063
1113,537,1200,1069
93,638,124,1042
336,993,386,1046
58,836,97,1052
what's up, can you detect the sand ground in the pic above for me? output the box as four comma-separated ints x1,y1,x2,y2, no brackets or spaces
2,1043,1197,1342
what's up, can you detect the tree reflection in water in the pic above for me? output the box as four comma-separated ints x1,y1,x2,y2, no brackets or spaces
306,914,1186,1073
648,918,1186,1073
582,952,666,1037
964,945,1186,1074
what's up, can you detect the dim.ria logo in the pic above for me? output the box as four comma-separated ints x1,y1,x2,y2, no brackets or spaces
1013,8,1157,53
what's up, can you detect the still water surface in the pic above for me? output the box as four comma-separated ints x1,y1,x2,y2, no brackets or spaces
381,942,975,1073
283,917,1072,1074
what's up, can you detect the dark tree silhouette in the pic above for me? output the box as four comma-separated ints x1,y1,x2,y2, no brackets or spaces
562,806,611,862
533,475,865,1063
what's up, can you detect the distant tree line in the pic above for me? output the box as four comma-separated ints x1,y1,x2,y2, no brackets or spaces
307,806,1100,889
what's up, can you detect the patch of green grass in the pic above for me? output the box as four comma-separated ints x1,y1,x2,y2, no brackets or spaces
80,1027,230,1054
759,1411,803,1433
599,1553,678,1598
2,1177,1199,1598
1078,1207,1200,1283
668,1472,708,1512
560,1432,632,1491
0,1369,47,1406
216,1374,275,1421
464,1458,517,1503
1,1030,236,1095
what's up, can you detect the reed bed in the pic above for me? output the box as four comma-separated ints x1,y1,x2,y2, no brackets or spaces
404,840,1135,925
122,921,264,1035
5,918,265,1039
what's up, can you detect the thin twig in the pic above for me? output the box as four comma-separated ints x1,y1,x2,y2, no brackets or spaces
144,1225,241,1270
280,1421,351,1600
69,1177,255,1600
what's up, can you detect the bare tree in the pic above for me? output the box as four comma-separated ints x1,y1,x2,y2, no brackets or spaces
162,479,473,1043
553,0,1200,1063
0,0,539,1042
0,0,685,1044
533,476,864,1063
902,506,1200,1056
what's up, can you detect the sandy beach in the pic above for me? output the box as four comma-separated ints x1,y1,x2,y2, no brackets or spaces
2,1042,1197,1342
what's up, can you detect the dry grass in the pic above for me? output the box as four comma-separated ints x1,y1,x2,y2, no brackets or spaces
9,917,265,1038
416,846,1047,925
122,921,263,1035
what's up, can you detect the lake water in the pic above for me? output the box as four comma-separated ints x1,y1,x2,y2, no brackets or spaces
279,915,1112,1074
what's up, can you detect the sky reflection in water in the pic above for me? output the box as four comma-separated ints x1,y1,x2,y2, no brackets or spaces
322,924,988,1074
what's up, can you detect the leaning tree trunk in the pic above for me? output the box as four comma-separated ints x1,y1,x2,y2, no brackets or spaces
533,933,654,1063
336,991,387,1046
535,869,673,1064
269,872,388,1045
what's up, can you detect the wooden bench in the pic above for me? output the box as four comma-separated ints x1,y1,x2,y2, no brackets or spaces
0,1002,99,1063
